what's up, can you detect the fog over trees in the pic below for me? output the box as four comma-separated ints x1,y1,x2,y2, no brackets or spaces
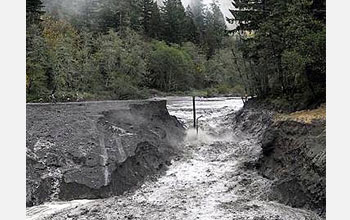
27,0,241,102
27,0,325,109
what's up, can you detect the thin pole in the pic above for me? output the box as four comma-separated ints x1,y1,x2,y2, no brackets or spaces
193,96,196,128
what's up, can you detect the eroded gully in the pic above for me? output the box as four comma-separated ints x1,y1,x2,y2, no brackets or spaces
26,97,322,220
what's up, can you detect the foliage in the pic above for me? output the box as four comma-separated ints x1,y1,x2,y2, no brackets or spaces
26,23,50,101
147,41,195,92
202,1,227,58
27,0,324,105
94,29,147,92
228,0,326,105
27,0,45,24
161,0,188,44
27,13,245,102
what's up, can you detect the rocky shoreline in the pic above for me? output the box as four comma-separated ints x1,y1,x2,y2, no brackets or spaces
26,100,185,207
231,99,326,217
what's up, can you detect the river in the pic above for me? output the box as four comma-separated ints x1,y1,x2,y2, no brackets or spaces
26,96,322,220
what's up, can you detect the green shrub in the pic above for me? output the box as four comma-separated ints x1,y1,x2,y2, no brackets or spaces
147,41,196,92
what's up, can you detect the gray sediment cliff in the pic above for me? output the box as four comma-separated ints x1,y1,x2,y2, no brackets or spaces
231,99,326,217
26,100,185,207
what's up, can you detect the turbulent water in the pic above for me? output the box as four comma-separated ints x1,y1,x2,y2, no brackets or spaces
26,97,322,220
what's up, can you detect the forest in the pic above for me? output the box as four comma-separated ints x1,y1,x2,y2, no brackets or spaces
26,0,325,108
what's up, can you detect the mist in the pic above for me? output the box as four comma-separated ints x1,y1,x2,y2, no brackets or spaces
42,0,235,29
42,0,95,18
181,0,235,29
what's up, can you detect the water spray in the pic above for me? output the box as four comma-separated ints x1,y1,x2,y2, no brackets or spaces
193,96,204,137
196,115,204,136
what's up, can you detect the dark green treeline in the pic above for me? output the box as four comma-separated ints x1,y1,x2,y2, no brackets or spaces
228,0,326,108
27,0,243,102
27,0,326,109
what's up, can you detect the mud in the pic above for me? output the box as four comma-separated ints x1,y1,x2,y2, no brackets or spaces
257,120,326,217
27,97,323,220
26,100,185,207
231,99,326,217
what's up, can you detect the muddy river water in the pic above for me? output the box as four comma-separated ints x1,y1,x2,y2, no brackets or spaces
26,97,323,220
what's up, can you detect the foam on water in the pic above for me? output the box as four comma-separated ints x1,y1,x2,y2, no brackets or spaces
26,97,323,220
26,200,92,220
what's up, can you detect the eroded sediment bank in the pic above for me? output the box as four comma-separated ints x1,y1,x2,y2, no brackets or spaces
231,99,326,217
26,100,185,207
26,97,325,220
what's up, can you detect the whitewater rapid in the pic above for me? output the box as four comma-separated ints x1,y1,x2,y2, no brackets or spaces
26,96,322,220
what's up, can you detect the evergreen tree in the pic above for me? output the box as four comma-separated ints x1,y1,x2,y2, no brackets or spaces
188,0,206,44
26,23,50,101
141,0,154,36
229,0,326,102
74,0,101,32
203,1,226,58
161,0,188,44
184,6,200,44
27,0,48,101
128,0,143,31
97,0,130,32
27,0,44,24
189,0,205,31
149,2,163,39
311,0,326,21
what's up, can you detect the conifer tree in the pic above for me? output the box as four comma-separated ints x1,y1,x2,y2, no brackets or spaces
128,0,143,31
141,0,157,37
161,0,187,44
189,0,205,31
76,0,101,32
203,1,226,58
149,2,163,39
184,6,200,44
228,0,326,100
97,0,130,32
27,0,44,24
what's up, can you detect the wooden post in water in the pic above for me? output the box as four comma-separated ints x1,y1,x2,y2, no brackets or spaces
193,96,196,129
